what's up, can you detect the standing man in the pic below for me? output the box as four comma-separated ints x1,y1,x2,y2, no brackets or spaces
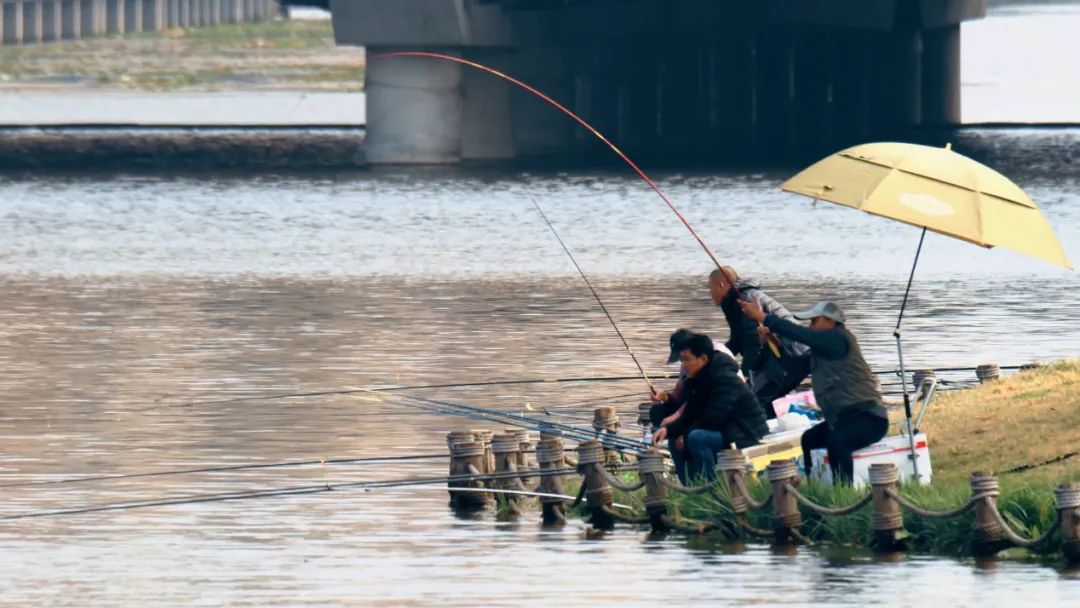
739,299,888,485
709,267,808,418
652,334,767,483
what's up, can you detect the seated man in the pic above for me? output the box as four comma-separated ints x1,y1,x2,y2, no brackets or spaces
708,267,809,419
649,329,743,432
740,299,888,485
652,333,767,483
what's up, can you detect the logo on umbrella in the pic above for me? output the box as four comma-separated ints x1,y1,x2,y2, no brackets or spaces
899,193,955,217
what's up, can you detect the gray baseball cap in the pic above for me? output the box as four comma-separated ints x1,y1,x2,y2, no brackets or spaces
792,300,846,323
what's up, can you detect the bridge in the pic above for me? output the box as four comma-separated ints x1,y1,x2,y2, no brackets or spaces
0,0,278,44
329,0,987,164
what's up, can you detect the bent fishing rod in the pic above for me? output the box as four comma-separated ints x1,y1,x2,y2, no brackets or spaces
372,50,781,357
528,194,654,393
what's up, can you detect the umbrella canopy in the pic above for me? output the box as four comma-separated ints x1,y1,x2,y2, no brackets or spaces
781,141,1071,269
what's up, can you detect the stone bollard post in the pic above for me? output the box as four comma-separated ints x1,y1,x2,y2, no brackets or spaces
912,369,935,397
536,437,568,524
470,429,495,474
577,439,615,530
637,401,652,428
492,433,524,510
869,463,905,551
592,406,622,464
1056,483,1080,564
969,471,1005,557
509,428,533,482
446,431,476,500
637,449,669,532
768,459,802,545
718,449,750,515
975,363,1000,383
448,441,489,511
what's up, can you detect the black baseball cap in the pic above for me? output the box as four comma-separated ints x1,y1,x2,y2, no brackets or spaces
667,328,698,364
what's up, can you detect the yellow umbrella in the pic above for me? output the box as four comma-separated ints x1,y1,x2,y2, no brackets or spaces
782,141,1070,268
781,141,1071,479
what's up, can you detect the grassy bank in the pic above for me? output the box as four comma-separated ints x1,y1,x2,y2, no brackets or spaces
0,19,361,91
918,359,1079,486
565,361,1079,556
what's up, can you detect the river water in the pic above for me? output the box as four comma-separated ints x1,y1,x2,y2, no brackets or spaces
2,6,1080,608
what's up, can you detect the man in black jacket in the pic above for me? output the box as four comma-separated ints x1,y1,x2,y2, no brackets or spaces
709,267,809,418
652,334,768,483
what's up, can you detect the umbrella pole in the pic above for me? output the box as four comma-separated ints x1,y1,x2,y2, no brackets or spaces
895,228,927,481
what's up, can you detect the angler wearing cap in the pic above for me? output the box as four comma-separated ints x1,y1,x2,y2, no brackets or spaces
739,299,888,485
708,267,809,419
648,329,742,433
652,333,766,484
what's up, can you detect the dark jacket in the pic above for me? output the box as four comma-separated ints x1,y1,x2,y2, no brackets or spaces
719,278,808,379
664,353,768,449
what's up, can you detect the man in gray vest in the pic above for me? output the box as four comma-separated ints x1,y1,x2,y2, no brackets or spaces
739,299,888,484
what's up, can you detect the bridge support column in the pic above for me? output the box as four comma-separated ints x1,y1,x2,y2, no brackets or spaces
510,45,571,161
61,0,81,39
365,47,463,164
461,50,515,162
871,29,922,136
921,25,960,127
105,0,123,33
568,40,624,163
2,2,25,45
80,0,105,36
754,26,796,152
22,0,43,43
830,28,871,147
123,0,141,32
142,0,163,31
41,1,61,42
792,27,834,156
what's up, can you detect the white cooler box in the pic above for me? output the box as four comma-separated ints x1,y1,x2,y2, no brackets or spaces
808,432,932,487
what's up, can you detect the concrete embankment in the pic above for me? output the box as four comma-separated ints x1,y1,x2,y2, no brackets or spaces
0,127,365,169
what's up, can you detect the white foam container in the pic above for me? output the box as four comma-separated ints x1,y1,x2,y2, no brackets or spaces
808,432,932,487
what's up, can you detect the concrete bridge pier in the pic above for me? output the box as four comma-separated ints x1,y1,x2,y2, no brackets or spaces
123,0,140,32
566,39,626,163
922,25,961,126
792,28,835,154
364,48,464,164
80,0,106,36
41,1,60,43
461,49,515,162
2,2,25,45
829,29,872,148
509,44,572,162
753,26,796,152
